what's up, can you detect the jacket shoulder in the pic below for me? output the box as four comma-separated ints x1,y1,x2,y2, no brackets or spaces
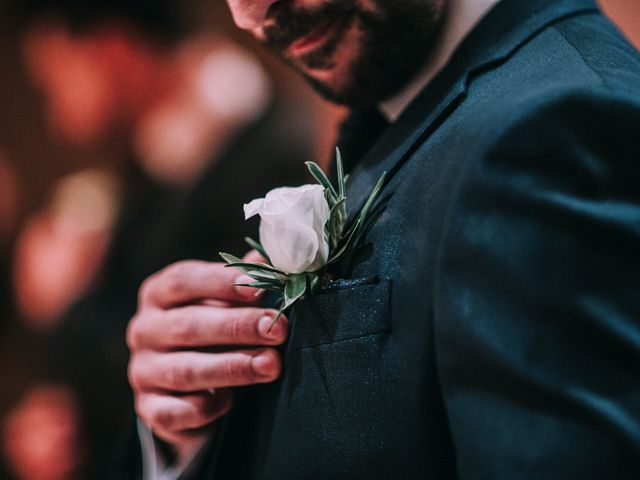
552,12,640,92
469,11,640,114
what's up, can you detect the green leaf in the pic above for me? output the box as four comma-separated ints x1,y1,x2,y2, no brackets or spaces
329,198,346,220
219,253,284,275
243,276,285,289
246,270,287,283
267,274,308,331
306,161,338,200
308,274,320,292
244,237,270,262
326,198,344,242
302,272,321,294
326,170,387,265
284,274,307,307
270,304,287,332
234,281,283,292
219,252,243,265
324,188,338,210
227,262,284,274
357,171,387,224
223,263,284,278
327,218,361,264
335,148,345,198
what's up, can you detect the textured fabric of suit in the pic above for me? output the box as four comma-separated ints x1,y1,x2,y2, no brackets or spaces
136,0,640,478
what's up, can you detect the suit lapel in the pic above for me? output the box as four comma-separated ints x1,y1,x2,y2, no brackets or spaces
346,0,599,216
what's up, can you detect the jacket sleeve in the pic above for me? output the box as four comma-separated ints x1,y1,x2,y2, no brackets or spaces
137,420,211,480
434,89,640,478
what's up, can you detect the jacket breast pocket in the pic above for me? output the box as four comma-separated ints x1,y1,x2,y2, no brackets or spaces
287,277,392,351
255,278,395,478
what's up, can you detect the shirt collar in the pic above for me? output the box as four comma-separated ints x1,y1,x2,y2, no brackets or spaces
379,0,501,122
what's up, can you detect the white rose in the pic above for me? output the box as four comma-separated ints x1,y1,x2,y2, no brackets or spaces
244,184,330,274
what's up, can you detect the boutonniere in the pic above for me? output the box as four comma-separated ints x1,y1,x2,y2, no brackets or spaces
220,149,386,330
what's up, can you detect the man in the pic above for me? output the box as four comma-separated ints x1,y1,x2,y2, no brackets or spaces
127,0,640,478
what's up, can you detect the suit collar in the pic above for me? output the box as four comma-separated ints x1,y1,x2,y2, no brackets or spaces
345,0,599,212
380,0,501,122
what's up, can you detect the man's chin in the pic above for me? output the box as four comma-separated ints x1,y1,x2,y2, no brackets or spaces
288,40,416,106
297,64,407,107
299,69,359,105
291,55,371,105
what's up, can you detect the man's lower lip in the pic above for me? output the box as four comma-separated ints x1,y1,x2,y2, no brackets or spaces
289,20,341,57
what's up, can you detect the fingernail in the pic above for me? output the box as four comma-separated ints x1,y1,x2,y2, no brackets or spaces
259,315,280,339
251,353,274,377
234,275,260,298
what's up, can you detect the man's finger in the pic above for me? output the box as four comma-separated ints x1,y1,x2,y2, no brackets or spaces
136,389,233,436
130,349,282,392
139,260,264,309
243,249,266,264
128,305,288,349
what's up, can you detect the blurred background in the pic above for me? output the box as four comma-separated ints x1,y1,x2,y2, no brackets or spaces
0,0,638,479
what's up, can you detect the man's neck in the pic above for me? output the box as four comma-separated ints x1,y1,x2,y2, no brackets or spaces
379,0,500,122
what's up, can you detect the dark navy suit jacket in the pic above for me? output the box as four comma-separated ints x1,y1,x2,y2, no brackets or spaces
119,0,640,478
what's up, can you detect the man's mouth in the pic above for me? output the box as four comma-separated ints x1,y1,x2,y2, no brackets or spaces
288,18,345,57
263,2,358,70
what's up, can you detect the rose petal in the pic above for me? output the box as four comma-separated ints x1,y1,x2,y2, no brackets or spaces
244,198,264,219
260,217,318,273
253,183,330,273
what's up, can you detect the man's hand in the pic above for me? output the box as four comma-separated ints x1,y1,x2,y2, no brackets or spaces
127,253,288,456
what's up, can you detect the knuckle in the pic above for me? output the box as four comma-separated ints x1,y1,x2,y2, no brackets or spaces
170,311,198,345
192,396,216,423
134,396,147,420
164,261,194,298
224,355,252,384
138,274,157,306
150,406,176,432
227,312,258,343
169,360,196,390
135,395,174,432
127,359,140,391
126,317,142,351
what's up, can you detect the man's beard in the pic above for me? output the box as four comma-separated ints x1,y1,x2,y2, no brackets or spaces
263,0,446,106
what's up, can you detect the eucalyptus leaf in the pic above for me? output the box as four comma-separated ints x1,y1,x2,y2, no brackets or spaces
327,198,347,249
244,275,285,287
284,274,307,306
309,275,320,292
306,161,338,200
336,148,345,198
326,170,387,265
247,270,288,282
329,198,346,220
268,275,308,331
234,282,283,292
221,259,285,275
327,218,361,264
357,171,387,225
219,252,243,265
